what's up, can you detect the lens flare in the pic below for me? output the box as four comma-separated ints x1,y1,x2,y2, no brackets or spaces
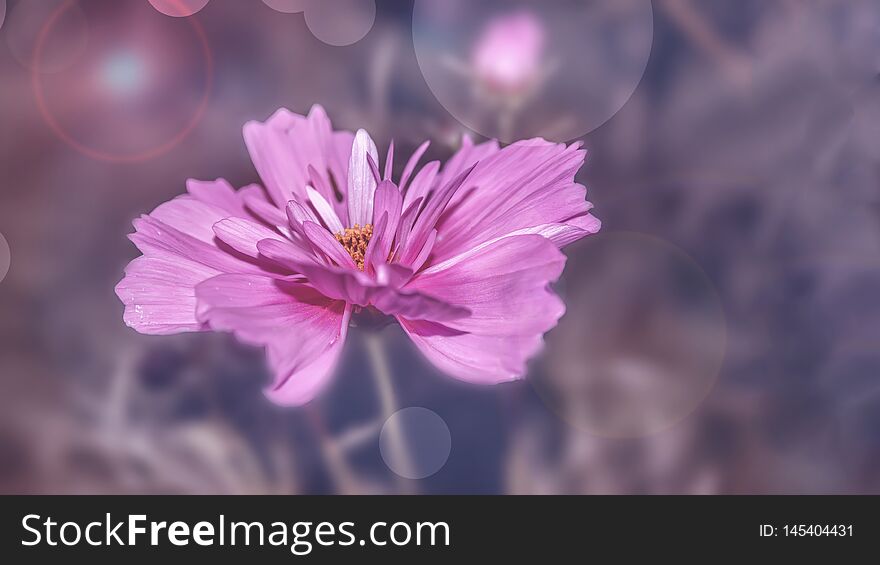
0,232,10,284
380,408,451,480
32,0,213,163
5,0,89,73
261,0,307,14
413,0,654,142
533,232,727,438
304,0,376,47
147,0,210,18
99,50,148,95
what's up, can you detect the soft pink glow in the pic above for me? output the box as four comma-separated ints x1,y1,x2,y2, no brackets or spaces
147,0,210,18
472,11,545,93
32,0,214,163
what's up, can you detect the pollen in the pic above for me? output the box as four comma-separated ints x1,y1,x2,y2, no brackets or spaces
335,224,373,270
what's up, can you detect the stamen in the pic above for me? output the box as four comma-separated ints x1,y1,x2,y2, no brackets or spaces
335,224,373,270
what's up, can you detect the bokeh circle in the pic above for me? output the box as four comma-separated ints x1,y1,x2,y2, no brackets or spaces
304,0,376,47
380,407,451,480
5,0,89,74
413,0,654,143
0,232,9,284
261,0,307,14
147,0,210,18
532,232,727,438
32,0,213,163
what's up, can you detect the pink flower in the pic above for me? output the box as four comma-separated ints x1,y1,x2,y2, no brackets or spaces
472,11,546,94
116,106,600,405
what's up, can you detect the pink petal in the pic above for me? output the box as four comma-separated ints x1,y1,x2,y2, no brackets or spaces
147,195,231,244
212,217,289,260
409,228,437,273
401,163,478,265
384,140,395,181
306,164,347,225
569,212,602,234
302,221,357,269
431,139,596,262
195,274,350,406
117,188,290,334
436,135,499,189
116,253,218,334
364,212,389,274
374,263,415,288
186,178,248,217
399,140,431,193
131,216,255,278
372,286,469,322
240,184,289,228
255,237,319,270
402,160,439,211
366,152,382,185
347,129,379,227
286,199,320,237
243,105,353,210
490,220,600,249
366,180,402,270
399,234,566,384
258,239,374,305
394,196,423,257
306,186,345,234
399,319,546,384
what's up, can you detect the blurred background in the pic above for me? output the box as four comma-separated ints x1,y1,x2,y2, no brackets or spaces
1,0,879,494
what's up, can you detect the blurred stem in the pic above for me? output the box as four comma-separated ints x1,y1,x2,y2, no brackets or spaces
660,0,752,88
364,332,417,494
305,404,360,495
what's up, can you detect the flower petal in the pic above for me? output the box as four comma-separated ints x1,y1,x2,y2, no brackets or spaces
401,163,478,265
372,286,469,322
186,178,248,217
255,237,318,270
130,215,259,275
240,184,289,228
286,199,320,237
364,211,389,274
432,139,596,262
399,140,431,193
399,234,566,383
402,160,439,211
115,253,217,334
399,319,546,384
302,221,357,269
147,195,231,244
347,129,380,227
212,217,289,260
195,274,351,406
243,105,353,211
436,135,500,189
384,140,395,181
394,196,423,257
258,239,374,305
116,191,278,335
409,228,437,273
306,186,345,234
365,180,402,271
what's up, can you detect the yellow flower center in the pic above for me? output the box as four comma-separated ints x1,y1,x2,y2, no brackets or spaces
335,224,373,270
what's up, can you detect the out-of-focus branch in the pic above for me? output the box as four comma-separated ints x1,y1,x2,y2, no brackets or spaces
660,0,753,88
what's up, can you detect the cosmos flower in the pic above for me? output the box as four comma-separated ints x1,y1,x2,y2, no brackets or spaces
471,11,546,95
116,106,600,405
